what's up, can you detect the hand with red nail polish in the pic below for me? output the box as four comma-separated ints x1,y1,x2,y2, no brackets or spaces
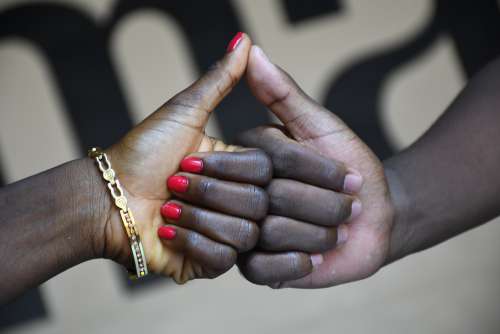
96,32,258,284
236,46,394,289
158,149,271,281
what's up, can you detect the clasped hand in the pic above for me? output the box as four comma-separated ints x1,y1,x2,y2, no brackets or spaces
103,33,395,289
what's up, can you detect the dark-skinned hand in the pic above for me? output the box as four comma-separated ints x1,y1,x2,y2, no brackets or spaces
236,45,395,288
100,33,273,283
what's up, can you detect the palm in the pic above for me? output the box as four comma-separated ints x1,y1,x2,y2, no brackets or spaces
108,118,228,282
294,112,393,286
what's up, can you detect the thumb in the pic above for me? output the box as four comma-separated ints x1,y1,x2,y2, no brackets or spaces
246,45,350,141
149,32,251,131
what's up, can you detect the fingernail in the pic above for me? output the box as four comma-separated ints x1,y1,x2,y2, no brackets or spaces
349,199,362,221
180,157,204,173
158,226,177,240
337,224,349,244
343,170,363,194
161,202,182,220
167,175,189,193
311,254,324,267
226,32,243,53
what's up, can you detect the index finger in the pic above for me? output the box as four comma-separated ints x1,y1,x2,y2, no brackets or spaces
237,126,362,193
180,149,273,186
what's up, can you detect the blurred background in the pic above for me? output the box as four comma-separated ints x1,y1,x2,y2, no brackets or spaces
1,0,500,333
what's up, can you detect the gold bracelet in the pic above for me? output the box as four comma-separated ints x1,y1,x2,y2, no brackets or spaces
88,147,148,279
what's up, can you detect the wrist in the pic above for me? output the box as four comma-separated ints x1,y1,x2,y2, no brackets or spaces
69,157,113,260
383,158,414,264
81,152,133,266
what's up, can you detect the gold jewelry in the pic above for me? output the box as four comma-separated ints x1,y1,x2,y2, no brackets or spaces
88,147,148,279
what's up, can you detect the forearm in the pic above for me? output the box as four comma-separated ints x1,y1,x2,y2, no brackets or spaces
385,57,500,262
0,158,108,303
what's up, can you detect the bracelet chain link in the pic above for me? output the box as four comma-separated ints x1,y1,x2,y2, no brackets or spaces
88,147,148,279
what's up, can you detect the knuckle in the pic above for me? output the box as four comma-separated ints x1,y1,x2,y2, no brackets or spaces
247,185,269,220
250,150,273,185
258,217,278,248
212,245,237,273
210,61,238,93
220,64,239,88
235,220,260,252
170,90,203,110
197,178,216,200
261,215,280,231
273,145,299,176
266,180,287,212
190,206,209,226
187,231,203,248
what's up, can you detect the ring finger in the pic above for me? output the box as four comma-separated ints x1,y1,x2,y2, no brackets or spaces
161,200,259,252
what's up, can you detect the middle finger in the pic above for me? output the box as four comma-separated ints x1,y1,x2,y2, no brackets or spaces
267,178,358,226
167,172,268,221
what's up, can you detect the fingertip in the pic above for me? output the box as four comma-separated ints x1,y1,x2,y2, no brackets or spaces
348,199,362,222
224,32,252,67
160,202,182,220
343,168,364,194
226,32,244,53
248,45,279,88
180,156,204,174
337,224,349,245
158,226,177,240
163,32,252,126
311,254,324,267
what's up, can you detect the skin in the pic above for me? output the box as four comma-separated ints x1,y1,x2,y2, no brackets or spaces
0,33,273,304
233,46,393,288
157,150,270,280
102,33,261,284
233,46,500,288
182,123,362,284
5,37,500,302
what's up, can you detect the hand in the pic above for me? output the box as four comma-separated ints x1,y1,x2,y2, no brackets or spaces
95,33,269,283
236,125,361,285
237,46,395,288
158,149,270,281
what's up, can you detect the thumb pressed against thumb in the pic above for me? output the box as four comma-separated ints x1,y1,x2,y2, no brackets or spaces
152,32,252,130
246,45,347,140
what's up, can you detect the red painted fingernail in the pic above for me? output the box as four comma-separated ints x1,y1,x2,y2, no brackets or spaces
167,175,189,193
158,226,177,240
180,157,204,173
226,32,243,53
161,202,182,220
